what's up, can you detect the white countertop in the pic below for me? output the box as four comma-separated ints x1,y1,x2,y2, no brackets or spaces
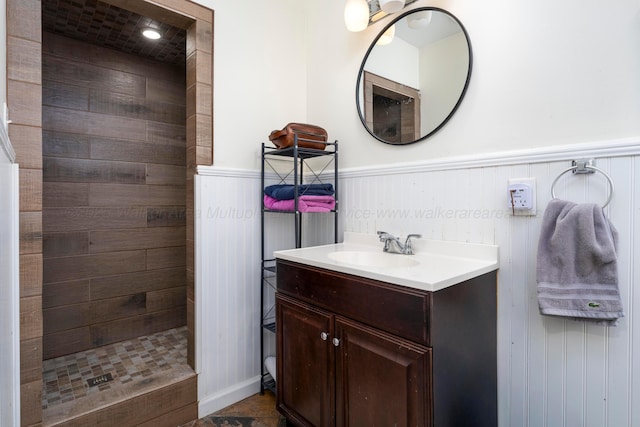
274,232,499,292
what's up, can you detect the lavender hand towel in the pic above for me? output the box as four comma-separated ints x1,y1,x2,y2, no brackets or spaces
536,199,623,325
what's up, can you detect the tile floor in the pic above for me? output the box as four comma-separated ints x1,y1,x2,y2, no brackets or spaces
41,326,283,426
181,391,285,427
42,326,188,409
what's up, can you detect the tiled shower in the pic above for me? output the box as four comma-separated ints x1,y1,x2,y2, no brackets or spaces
39,7,190,424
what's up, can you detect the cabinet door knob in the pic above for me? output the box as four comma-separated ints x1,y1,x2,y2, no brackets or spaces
320,332,329,341
332,337,340,347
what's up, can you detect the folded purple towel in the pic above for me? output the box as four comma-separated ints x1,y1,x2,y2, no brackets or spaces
263,194,335,213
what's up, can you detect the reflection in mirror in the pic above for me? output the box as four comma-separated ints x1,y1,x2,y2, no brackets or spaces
356,8,472,145
364,71,420,143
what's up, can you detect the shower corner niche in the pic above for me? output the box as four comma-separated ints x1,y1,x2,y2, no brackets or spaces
260,136,339,394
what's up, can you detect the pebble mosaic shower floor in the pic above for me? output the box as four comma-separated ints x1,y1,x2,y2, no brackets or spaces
42,326,188,409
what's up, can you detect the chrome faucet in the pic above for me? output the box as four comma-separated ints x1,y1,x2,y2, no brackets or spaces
377,231,422,255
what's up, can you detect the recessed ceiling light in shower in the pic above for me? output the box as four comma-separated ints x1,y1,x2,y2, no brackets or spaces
142,28,161,40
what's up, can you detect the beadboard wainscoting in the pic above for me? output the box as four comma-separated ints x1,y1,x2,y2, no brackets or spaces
194,166,338,416
195,137,640,426
195,170,262,416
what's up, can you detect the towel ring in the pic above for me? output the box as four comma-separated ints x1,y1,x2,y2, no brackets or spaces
550,162,614,208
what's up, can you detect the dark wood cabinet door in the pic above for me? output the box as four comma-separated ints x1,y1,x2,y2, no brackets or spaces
277,295,335,427
335,317,432,427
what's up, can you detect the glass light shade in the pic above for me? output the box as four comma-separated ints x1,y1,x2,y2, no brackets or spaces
378,0,405,14
407,10,432,29
344,0,369,32
376,25,395,45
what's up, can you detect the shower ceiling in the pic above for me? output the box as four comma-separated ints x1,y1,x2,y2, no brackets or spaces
41,0,186,66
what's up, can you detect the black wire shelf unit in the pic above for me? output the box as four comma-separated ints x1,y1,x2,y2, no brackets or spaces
260,135,338,394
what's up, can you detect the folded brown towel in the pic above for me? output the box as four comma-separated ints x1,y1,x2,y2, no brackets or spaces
536,199,623,325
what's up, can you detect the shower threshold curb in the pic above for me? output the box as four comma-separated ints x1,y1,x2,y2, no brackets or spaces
42,364,195,426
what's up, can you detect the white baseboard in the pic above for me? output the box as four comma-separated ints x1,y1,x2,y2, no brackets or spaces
197,375,262,418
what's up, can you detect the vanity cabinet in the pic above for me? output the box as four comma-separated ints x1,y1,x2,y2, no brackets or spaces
275,259,497,427
277,295,430,426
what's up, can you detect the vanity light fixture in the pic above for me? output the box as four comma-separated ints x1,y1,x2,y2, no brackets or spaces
344,0,370,32
407,10,432,29
346,0,418,31
376,24,395,45
142,28,161,40
378,0,406,14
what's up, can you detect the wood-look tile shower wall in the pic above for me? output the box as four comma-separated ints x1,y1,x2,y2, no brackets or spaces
41,33,187,359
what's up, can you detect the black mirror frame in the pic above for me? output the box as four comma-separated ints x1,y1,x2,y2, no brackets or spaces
355,7,473,145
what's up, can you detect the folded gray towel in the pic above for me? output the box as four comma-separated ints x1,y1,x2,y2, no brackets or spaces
536,199,623,326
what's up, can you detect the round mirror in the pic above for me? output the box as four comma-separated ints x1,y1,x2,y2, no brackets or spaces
356,7,472,145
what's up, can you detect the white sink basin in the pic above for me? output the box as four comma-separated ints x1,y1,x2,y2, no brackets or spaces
274,232,499,292
327,250,420,268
